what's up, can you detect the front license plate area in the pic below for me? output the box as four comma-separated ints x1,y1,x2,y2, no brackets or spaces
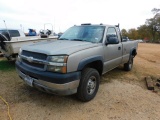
24,75,34,87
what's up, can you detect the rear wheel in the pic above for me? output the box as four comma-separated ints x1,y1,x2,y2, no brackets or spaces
77,68,100,102
124,56,133,71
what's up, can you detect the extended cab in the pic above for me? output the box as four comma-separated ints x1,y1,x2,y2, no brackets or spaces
16,24,138,102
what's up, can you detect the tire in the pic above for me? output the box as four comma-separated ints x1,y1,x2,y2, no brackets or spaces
77,68,100,102
124,56,134,71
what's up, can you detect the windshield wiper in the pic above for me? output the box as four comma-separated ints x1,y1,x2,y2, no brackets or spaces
58,38,69,40
70,39,85,41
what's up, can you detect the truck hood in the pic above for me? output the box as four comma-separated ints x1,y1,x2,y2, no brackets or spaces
22,40,100,55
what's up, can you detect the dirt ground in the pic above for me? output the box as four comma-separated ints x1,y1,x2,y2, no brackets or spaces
0,43,160,120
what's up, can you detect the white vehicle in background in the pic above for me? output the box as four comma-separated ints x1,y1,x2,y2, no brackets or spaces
137,39,144,43
0,29,57,60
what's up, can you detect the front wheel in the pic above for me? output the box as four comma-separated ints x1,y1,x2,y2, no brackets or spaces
77,68,100,102
124,56,134,71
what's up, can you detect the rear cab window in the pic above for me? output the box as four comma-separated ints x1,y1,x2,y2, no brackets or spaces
8,30,20,37
0,30,20,37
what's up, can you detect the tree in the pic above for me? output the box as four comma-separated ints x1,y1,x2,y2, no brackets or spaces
137,24,152,40
127,28,139,40
120,7,160,42
151,8,160,15
145,8,160,42
121,29,128,37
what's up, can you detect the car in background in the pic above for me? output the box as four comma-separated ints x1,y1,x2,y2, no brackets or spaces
137,39,144,43
122,36,130,42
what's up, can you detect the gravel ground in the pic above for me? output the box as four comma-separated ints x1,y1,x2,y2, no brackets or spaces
0,43,160,120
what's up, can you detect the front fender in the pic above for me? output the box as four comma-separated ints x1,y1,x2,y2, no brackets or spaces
77,56,103,71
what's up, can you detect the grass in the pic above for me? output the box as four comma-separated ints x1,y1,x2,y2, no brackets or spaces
0,59,15,71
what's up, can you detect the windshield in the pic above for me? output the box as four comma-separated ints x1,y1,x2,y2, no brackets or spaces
59,26,105,43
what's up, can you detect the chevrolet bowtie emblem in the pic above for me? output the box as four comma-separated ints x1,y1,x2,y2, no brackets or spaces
27,57,34,62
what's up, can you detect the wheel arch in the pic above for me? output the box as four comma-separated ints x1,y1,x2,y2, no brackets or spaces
130,47,137,58
77,56,104,75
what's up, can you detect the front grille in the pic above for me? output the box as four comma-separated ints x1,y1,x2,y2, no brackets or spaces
21,50,47,69
22,59,45,69
22,50,47,60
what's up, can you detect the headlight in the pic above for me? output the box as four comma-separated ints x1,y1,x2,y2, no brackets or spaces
49,56,68,63
47,56,68,73
47,66,67,73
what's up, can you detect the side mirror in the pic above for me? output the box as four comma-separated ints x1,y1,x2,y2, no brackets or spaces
105,37,119,45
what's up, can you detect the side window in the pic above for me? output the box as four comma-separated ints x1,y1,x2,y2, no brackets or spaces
8,30,20,37
106,27,118,38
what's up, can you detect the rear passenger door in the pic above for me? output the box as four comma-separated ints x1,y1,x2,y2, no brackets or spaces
103,27,123,72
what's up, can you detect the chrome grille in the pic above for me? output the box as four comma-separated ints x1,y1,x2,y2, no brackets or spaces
21,50,47,69
22,50,47,60
22,59,45,69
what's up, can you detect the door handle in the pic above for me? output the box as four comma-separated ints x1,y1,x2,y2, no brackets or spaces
118,47,121,50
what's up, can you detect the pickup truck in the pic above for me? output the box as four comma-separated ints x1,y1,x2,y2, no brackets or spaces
16,23,138,102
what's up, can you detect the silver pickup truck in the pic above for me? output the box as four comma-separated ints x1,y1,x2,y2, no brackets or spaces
16,23,138,102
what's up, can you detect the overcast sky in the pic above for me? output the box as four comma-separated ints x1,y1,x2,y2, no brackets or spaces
0,0,159,33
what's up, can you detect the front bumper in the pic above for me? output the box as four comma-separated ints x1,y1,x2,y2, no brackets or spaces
16,61,81,95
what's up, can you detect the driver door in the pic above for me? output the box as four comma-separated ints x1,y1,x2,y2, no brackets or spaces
103,27,123,73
